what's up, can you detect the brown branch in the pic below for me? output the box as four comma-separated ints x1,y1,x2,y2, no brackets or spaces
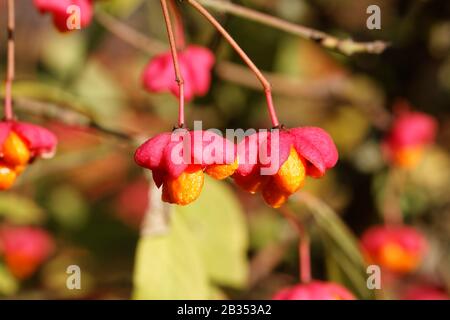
195,0,389,56
95,11,166,55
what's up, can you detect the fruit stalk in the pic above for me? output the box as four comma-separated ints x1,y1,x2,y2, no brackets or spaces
160,0,185,128
4,0,15,120
279,206,312,283
186,0,280,128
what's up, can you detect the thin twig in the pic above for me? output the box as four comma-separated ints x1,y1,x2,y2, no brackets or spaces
216,61,344,99
186,0,280,127
161,0,185,128
196,0,389,56
279,206,312,283
95,11,166,55
14,97,136,142
4,0,15,120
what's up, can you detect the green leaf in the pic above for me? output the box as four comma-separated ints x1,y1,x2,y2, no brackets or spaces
73,61,125,119
98,0,144,18
248,208,286,251
176,177,249,289
133,212,210,300
47,185,89,230
40,30,87,79
0,263,19,296
0,193,45,225
7,80,92,117
322,236,373,299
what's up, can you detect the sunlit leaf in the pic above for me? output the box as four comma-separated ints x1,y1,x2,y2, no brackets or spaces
98,0,144,18
176,177,249,289
6,81,92,116
248,208,285,251
47,185,89,230
0,193,45,225
0,264,19,296
73,61,125,119
133,212,210,300
40,30,87,79
323,106,371,156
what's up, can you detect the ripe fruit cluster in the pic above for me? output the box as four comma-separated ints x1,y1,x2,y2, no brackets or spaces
360,225,427,274
0,226,54,279
272,281,355,300
382,105,437,169
135,127,338,208
233,127,338,208
142,46,215,101
135,130,238,206
0,121,57,190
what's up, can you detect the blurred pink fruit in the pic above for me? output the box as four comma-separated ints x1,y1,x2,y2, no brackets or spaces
273,281,356,300
402,285,448,300
0,226,54,279
142,45,215,101
382,102,437,168
361,225,427,274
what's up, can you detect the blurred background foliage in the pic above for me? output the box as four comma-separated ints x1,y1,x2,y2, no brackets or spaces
0,0,449,299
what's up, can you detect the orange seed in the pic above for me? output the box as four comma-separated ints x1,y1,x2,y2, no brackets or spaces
0,164,17,190
162,166,204,206
262,180,291,208
5,253,39,279
378,242,421,273
273,147,306,194
393,146,423,169
205,159,239,180
233,170,269,194
3,132,30,167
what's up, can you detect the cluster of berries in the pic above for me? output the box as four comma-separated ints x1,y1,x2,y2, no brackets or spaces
135,130,238,206
134,127,338,208
135,42,338,208
0,226,54,279
0,121,57,190
273,281,355,300
360,105,437,275
382,104,437,169
361,225,427,274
